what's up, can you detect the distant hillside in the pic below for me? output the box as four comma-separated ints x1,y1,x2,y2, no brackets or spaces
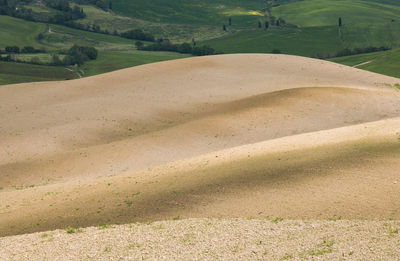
111,0,265,26
1,0,399,85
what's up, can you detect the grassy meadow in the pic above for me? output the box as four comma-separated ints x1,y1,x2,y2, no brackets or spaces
80,51,190,77
0,15,192,85
0,15,46,48
111,0,265,26
271,0,400,27
202,26,343,57
1,0,400,85
76,5,227,43
0,61,77,85
329,48,400,78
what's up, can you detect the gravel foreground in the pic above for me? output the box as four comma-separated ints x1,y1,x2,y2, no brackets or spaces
1,218,399,260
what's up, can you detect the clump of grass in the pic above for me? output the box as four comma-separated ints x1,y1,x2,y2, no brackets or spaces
124,200,133,207
98,224,113,230
65,227,83,234
389,228,399,235
328,215,342,221
301,238,334,257
271,217,284,224
153,224,165,230
172,216,180,220
395,83,400,90
280,253,294,260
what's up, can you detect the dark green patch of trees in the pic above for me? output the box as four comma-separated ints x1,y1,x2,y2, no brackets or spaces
0,44,98,66
120,29,155,42
138,41,217,56
72,0,111,11
316,46,391,59
1,46,43,54
62,44,98,65
0,0,86,23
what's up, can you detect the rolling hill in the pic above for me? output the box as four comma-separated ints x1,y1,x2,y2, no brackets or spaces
1,54,399,238
1,1,400,259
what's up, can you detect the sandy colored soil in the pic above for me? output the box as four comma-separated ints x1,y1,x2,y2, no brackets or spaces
0,54,400,256
1,218,399,260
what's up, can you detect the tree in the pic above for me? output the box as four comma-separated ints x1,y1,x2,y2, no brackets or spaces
177,43,192,54
223,24,226,31
265,21,269,29
22,46,35,53
5,46,19,53
109,0,112,10
338,17,342,27
135,41,143,49
228,17,232,26
51,54,63,65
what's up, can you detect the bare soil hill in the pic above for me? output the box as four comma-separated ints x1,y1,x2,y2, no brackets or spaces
0,54,399,237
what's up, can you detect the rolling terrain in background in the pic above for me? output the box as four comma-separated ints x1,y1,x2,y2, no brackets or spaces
0,0,400,84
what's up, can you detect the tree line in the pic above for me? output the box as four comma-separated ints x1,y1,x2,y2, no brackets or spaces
0,0,86,24
136,41,217,56
315,46,391,59
0,44,98,66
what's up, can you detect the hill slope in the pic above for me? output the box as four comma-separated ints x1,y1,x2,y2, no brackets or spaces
0,54,399,236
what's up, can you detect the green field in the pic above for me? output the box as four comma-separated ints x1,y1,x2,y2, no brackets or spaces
2,0,400,85
0,15,46,48
1,53,67,64
0,15,193,85
271,0,400,27
202,26,343,57
111,0,265,26
76,5,228,43
0,61,77,85
80,51,190,77
329,48,400,78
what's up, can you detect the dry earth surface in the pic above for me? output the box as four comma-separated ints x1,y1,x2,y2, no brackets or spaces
1,218,400,260
0,54,400,259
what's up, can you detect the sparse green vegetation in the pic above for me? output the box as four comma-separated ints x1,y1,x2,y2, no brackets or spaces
300,238,335,257
328,215,342,221
98,224,113,229
65,227,76,234
271,217,284,224
389,228,399,235
124,200,133,207
280,253,294,260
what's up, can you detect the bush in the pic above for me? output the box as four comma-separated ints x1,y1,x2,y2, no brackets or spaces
120,29,155,42
65,45,98,65
139,42,216,56
5,46,20,53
